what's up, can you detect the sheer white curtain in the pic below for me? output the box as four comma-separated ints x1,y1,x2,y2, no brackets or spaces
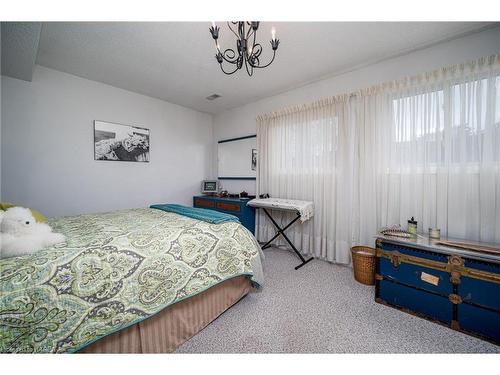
257,55,500,264
370,56,500,243
257,99,356,263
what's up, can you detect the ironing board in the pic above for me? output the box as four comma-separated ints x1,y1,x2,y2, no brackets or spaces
247,198,314,270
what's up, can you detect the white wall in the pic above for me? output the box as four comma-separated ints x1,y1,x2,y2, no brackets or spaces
0,74,2,203
0,26,3,201
213,26,500,195
1,66,213,217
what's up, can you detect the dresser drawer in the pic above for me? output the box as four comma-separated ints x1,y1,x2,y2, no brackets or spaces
194,198,215,208
216,202,241,212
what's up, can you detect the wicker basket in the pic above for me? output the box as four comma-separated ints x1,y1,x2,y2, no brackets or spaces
351,246,376,286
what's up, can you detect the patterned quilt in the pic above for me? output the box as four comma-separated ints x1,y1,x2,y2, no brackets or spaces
0,208,264,353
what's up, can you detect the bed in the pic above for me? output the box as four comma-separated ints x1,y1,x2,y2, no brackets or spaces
0,208,264,353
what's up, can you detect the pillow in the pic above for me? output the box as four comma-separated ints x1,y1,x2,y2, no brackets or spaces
0,202,47,223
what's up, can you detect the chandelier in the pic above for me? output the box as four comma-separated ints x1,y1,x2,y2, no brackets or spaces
209,22,280,76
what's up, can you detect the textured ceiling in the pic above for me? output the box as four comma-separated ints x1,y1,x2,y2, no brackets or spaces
1,22,41,81
35,22,493,114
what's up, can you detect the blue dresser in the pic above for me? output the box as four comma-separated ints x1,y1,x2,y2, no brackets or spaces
193,195,256,234
375,236,500,345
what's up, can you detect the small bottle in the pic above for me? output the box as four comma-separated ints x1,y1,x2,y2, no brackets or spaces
407,217,418,237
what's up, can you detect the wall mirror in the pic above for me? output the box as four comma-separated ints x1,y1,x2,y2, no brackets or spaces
218,135,257,180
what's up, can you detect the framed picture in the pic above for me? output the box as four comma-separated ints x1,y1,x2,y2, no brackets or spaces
251,148,257,171
94,120,150,162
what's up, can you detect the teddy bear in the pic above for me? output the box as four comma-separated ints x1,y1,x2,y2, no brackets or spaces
0,206,66,259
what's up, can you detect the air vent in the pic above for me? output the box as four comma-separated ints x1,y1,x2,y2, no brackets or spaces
206,94,221,101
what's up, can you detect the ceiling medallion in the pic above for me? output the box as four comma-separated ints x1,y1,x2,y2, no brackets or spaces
209,21,279,76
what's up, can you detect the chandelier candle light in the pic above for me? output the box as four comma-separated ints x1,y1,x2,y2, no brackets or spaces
209,21,280,76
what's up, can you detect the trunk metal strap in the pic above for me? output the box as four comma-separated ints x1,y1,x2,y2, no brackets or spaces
376,247,500,284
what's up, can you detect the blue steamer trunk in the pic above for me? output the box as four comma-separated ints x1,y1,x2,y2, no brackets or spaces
375,237,500,345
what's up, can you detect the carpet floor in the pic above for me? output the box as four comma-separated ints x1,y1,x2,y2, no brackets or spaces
177,247,500,353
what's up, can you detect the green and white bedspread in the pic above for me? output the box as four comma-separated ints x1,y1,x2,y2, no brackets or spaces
0,208,264,353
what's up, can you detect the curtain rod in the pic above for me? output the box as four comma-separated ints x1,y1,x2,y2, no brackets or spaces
257,54,500,121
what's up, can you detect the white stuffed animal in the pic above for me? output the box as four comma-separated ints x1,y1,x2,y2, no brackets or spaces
0,207,66,259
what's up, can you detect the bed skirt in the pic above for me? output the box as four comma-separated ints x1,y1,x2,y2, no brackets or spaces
79,276,252,353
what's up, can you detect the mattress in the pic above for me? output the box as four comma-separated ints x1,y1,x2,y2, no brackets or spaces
0,208,264,353
80,276,251,353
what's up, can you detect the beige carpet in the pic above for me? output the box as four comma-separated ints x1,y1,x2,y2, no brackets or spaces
177,247,499,353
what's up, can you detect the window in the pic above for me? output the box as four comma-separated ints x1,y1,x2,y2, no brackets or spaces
272,116,339,175
392,75,500,165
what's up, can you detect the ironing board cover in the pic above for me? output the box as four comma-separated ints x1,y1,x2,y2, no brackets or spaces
247,198,314,223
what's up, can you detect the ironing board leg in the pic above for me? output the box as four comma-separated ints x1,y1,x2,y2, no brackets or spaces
261,211,300,249
260,208,314,270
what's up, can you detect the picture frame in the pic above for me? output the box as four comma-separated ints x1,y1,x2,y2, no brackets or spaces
94,120,150,162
